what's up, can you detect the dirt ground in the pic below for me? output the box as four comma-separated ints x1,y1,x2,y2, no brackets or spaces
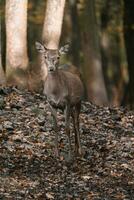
0,86,134,200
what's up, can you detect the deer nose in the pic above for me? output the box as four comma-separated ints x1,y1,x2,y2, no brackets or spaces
48,66,54,72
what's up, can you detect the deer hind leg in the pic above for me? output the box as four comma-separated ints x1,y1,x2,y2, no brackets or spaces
64,103,72,159
71,102,82,156
48,103,59,157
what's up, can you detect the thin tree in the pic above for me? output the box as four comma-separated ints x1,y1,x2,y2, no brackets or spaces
5,0,28,82
100,0,125,106
123,0,134,109
41,0,66,80
0,15,5,84
79,0,108,105
69,0,81,67
42,0,66,48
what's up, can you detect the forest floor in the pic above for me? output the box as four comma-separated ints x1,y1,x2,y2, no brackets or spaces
0,86,134,200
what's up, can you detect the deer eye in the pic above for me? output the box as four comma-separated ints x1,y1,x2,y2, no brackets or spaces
44,55,47,59
57,56,60,60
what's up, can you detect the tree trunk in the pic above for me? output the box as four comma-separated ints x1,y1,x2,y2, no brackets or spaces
0,16,5,84
42,0,66,49
69,0,81,67
41,0,66,80
79,0,108,105
123,0,134,109
6,0,28,82
100,0,125,106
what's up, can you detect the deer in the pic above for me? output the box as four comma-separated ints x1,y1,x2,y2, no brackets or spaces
35,41,84,159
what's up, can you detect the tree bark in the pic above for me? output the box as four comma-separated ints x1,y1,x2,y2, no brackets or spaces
123,0,134,109
42,0,66,49
100,0,125,106
0,16,5,84
79,0,108,105
69,0,81,67
41,0,66,80
6,0,28,80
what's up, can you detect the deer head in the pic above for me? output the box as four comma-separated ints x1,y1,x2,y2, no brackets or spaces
35,42,70,72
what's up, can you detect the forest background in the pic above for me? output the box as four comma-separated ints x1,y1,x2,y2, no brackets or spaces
0,0,134,109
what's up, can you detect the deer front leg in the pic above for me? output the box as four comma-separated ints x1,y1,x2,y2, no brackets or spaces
72,103,82,156
48,103,59,157
64,103,71,159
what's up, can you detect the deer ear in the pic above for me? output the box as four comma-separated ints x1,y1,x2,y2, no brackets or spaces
35,41,46,53
59,43,70,54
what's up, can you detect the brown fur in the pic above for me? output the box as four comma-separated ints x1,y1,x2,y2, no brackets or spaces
36,42,84,159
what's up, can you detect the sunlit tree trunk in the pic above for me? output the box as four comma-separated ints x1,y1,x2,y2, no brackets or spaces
123,0,134,109
42,0,66,80
79,0,108,105
0,16,5,84
6,0,28,81
42,0,65,48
